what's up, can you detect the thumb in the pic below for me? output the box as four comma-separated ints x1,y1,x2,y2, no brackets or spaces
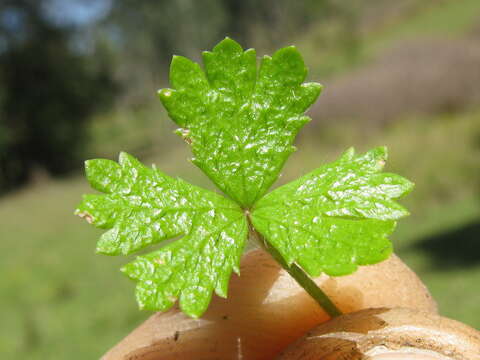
103,250,436,360
278,307,480,360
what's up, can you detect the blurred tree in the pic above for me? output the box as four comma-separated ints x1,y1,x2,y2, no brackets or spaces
222,0,332,47
107,0,334,59
101,0,228,102
100,0,358,103
0,0,118,193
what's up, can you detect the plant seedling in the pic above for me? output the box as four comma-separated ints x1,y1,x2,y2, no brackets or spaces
76,38,413,319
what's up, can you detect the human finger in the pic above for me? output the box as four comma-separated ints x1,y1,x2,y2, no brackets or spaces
103,249,436,360
278,307,480,360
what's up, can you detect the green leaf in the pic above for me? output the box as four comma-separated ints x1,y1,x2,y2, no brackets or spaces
251,147,414,277
77,39,414,319
75,152,248,318
158,37,321,207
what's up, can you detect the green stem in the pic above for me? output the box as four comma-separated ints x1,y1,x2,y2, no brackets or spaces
246,215,342,318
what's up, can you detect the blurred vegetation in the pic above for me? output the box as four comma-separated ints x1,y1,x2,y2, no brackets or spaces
0,0,479,358
0,0,118,194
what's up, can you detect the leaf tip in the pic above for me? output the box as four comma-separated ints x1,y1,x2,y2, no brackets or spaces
214,36,242,51
169,54,193,75
273,45,304,63
284,45,298,51
96,245,114,256
118,151,128,162
376,146,388,160
83,159,97,180
232,264,240,275
75,210,94,224
308,81,324,93
406,179,415,193
171,54,181,62
118,151,141,168
84,158,93,169
158,88,173,99
341,147,355,161
365,146,388,169
174,128,192,144
397,176,415,199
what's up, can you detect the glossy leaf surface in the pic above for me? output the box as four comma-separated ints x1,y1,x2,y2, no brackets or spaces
76,152,247,317
251,147,414,277
77,38,414,318
159,37,321,206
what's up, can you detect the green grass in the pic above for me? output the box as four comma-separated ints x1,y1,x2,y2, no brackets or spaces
375,0,480,39
299,0,480,78
362,0,480,64
397,211,480,326
0,179,142,358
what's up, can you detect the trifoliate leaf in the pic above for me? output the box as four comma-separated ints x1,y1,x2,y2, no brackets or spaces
251,147,414,277
158,37,321,207
75,152,247,318
77,39,414,319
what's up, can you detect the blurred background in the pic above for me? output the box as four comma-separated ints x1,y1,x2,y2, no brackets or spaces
0,0,479,358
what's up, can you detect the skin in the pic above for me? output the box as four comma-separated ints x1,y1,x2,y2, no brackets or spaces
278,307,480,360
103,249,436,360
369,354,452,360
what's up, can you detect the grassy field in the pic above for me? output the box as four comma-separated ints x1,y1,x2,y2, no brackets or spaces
0,179,141,358
299,0,480,78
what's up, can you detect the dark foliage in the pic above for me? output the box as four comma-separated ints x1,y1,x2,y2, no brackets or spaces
413,220,480,270
0,0,118,193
